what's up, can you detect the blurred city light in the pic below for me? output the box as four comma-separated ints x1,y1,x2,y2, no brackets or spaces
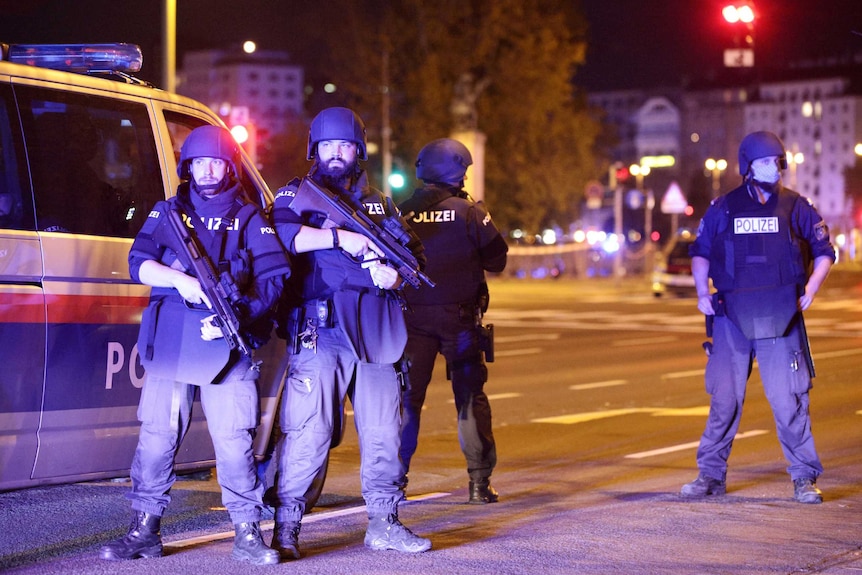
387,171,406,190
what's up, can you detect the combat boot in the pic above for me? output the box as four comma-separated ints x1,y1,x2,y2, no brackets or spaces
99,510,163,561
793,478,823,504
232,522,280,565
680,473,726,498
271,520,302,559
469,480,500,504
365,513,431,553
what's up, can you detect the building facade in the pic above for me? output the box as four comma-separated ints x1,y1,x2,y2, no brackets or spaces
177,46,305,151
589,65,862,234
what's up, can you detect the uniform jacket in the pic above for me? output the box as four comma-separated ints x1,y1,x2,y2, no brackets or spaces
272,169,417,363
691,183,835,339
129,181,290,381
399,184,508,306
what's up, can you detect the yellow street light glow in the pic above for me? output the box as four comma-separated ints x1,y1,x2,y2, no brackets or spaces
243,41,256,54
640,155,675,168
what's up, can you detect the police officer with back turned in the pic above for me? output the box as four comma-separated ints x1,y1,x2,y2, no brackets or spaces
399,138,508,504
100,125,290,565
680,130,835,504
269,107,431,559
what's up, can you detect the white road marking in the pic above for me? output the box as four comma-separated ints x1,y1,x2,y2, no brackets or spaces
165,492,450,550
662,369,706,379
532,406,710,425
495,333,561,343
569,380,628,390
624,429,769,459
495,347,542,357
613,336,679,347
447,392,522,404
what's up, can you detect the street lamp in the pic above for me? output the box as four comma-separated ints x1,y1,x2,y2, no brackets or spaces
786,151,804,188
629,163,650,190
705,158,728,197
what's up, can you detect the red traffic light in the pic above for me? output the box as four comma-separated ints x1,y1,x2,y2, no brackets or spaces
723,4,755,24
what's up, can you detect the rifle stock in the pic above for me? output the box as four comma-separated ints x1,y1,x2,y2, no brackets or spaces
159,208,252,357
287,178,435,289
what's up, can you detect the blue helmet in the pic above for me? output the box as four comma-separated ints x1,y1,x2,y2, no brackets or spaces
307,107,367,161
738,131,787,176
177,125,240,180
415,138,473,185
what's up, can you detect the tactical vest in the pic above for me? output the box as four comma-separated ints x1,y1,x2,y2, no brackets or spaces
400,185,484,306
710,185,807,339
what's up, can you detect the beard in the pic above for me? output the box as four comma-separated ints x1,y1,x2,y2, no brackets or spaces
316,157,357,190
752,177,781,194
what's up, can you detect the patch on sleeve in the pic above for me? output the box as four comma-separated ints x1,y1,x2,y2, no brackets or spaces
814,221,829,241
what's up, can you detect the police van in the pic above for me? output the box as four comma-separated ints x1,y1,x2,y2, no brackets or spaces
0,43,285,491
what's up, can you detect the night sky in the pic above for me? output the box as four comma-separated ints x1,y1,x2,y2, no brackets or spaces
0,0,860,91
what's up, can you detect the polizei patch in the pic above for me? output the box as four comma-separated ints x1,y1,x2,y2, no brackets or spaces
734,217,779,234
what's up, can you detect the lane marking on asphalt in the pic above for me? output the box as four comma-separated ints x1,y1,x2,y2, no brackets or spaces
447,392,522,404
624,429,770,459
495,333,561,343
531,406,710,425
815,348,862,360
569,380,628,390
662,369,706,379
165,491,450,550
495,347,542,357
613,336,679,347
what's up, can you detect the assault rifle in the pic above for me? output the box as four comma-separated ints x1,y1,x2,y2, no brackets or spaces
156,208,252,357
287,177,435,289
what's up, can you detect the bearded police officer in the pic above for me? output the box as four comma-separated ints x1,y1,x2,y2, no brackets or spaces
101,125,290,564
398,138,508,504
680,130,835,504
269,107,431,558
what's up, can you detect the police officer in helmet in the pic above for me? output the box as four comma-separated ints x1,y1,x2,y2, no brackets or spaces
101,125,290,565
399,138,508,504
269,107,431,558
680,130,835,503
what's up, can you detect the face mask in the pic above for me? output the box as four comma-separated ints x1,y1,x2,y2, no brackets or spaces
750,161,781,185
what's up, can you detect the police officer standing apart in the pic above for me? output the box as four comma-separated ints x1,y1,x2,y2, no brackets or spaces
100,125,290,565
680,131,835,504
399,138,508,504
269,107,431,558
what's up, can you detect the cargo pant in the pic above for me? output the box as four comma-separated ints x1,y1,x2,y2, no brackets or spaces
695,315,823,482
126,359,266,524
272,324,404,523
400,303,496,485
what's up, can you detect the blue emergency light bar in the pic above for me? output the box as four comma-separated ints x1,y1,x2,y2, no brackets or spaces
3,43,143,74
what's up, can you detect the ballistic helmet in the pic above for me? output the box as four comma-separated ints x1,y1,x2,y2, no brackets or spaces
177,125,241,180
738,131,787,176
415,138,473,185
307,107,367,161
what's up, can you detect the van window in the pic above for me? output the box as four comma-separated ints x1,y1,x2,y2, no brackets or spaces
15,86,163,237
0,86,35,231
164,110,265,209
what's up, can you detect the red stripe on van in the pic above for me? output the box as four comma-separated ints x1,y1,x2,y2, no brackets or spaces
45,294,150,324
0,293,45,323
0,292,150,324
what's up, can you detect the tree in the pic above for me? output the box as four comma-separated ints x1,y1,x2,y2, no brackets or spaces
325,0,602,234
